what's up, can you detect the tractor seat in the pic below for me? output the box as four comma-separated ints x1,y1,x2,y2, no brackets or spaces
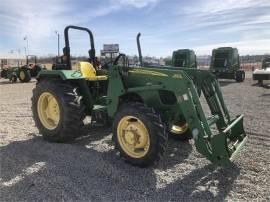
78,62,107,81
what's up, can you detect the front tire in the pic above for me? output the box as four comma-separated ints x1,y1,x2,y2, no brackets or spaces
10,74,17,83
113,102,168,167
32,79,86,142
169,121,192,141
18,67,31,82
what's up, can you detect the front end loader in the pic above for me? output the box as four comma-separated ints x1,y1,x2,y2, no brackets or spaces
32,25,247,167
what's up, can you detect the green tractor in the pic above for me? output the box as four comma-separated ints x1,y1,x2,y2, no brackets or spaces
172,49,197,68
24,55,44,77
1,66,18,82
0,55,43,83
162,49,197,68
32,26,247,167
210,47,245,82
0,65,31,83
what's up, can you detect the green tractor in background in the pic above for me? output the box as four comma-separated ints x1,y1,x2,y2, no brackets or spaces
210,47,245,82
163,49,197,68
32,25,247,167
1,66,19,83
0,55,43,83
0,65,31,83
24,55,44,77
172,49,197,68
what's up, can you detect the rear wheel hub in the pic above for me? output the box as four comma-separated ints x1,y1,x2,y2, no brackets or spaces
37,92,60,130
20,71,25,80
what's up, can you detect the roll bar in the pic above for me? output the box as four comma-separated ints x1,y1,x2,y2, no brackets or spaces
63,25,96,69
26,55,37,65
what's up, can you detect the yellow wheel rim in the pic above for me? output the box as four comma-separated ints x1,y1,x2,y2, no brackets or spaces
117,116,150,158
37,92,60,130
170,122,188,135
20,71,25,80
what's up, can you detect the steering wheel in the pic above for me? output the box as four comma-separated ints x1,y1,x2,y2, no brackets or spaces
113,54,129,76
113,54,127,65
101,60,113,70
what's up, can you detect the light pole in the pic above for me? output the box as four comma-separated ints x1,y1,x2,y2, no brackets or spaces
55,31,60,57
24,47,27,56
23,36,29,55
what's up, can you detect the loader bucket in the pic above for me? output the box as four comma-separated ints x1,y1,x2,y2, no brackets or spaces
191,113,247,165
208,115,247,164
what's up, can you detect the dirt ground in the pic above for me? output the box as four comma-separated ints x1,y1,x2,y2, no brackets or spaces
0,75,269,201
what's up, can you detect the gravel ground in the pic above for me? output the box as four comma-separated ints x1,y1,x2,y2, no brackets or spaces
0,75,269,201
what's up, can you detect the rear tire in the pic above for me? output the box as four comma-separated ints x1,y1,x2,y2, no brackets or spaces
235,70,245,82
1,69,8,78
113,102,168,167
18,67,31,82
32,79,86,142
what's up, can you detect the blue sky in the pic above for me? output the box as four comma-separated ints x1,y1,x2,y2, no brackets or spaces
0,0,270,57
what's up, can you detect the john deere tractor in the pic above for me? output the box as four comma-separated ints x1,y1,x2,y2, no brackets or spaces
0,55,43,83
18,55,44,82
32,26,247,167
210,47,245,82
24,55,44,77
172,49,197,68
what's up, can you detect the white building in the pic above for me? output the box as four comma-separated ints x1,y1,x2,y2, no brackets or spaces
0,53,26,69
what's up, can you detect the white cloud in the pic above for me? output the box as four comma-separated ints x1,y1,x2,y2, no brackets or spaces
167,0,270,56
183,0,269,14
0,0,269,57
112,0,158,8
195,39,270,55
0,0,158,55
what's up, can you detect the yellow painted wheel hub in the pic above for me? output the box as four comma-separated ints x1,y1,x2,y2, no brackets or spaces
37,92,60,130
117,116,150,158
20,71,25,80
170,122,188,135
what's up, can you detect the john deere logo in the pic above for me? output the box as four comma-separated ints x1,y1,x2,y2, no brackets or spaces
172,74,182,79
129,69,168,77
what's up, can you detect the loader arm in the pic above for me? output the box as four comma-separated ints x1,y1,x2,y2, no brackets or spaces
177,69,247,164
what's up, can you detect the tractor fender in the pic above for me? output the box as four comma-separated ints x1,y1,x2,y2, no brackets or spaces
36,70,94,114
36,70,85,81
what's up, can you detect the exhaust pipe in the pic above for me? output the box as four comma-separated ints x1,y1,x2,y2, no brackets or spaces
136,33,142,67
